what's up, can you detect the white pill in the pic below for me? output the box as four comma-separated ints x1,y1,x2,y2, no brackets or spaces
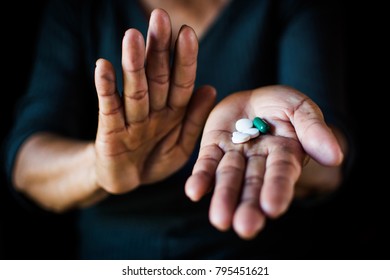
232,131,244,138
232,131,251,144
242,127,260,139
235,118,253,133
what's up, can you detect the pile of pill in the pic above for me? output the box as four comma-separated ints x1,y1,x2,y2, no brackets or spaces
231,117,269,144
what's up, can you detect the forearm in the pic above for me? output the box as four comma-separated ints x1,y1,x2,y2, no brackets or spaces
13,133,108,213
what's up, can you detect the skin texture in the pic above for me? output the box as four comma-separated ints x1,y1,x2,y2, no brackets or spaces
94,10,216,193
13,8,346,240
185,86,345,239
13,9,216,210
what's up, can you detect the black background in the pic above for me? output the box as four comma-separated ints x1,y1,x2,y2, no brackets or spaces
1,1,388,259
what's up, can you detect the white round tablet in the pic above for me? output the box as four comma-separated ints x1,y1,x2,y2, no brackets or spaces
231,131,250,144
235,118,253,133
242,127,260,139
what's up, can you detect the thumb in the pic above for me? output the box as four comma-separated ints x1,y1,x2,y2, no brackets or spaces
293,98,344,166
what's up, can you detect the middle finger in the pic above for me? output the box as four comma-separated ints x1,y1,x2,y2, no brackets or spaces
145,9,172,112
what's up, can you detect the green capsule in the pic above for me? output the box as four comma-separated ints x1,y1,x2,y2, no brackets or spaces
253,117,270,134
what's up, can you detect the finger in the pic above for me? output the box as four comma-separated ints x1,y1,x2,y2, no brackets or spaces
179,85,216,156
185,142,223,202
122,29,149,123
233,154,266,240
260,139,303,218
293,98,343,166
209,150,246,231
145,9,172,111
168,25,198,109
95,58,125,134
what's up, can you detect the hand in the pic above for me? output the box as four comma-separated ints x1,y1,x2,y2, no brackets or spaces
185,85,344,239
94,9,216,193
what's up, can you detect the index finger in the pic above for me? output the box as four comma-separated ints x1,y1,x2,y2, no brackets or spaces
260,137,304,218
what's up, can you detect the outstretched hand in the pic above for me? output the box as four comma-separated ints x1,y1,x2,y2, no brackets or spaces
94,9,216,194
185,86,344,239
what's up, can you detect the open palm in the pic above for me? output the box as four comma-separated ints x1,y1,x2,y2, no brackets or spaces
185,85,344,239
94,9,215,194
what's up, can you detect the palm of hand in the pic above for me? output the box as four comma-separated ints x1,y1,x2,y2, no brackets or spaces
95,105,193,189
93,9,215,194
186,86,343,239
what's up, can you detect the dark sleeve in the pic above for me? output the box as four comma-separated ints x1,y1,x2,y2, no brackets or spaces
278,0,346,121
3,0,94,196
277,0,355,204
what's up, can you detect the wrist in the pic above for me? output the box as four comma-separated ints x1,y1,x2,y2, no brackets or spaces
75,142,109,208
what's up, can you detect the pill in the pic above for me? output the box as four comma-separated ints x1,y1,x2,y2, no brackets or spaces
231,131,251,144
235,118,253,132
242,127,260,139
253,117,270,134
